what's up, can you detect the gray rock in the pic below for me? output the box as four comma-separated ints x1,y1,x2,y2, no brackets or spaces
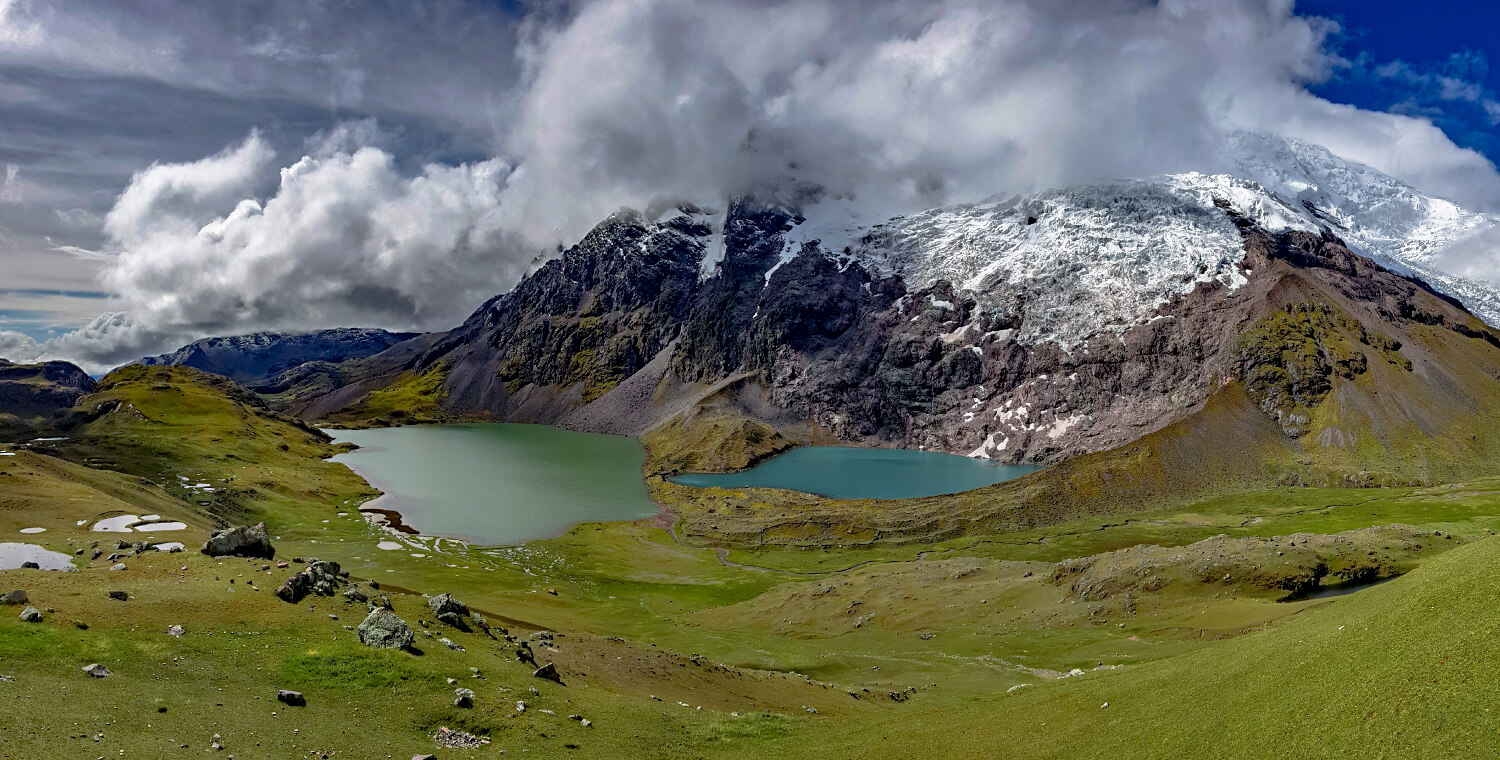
453,687,475,708
82,663,111,678
0,590,27,605
108,563,127,571
342,584,367,603
533,662,561,683
427,593,468,628
276,689,306,706
275,560,342,603
167,625,185,637
107,590,128,601
18,606,41,622
357,608,414,650
440,637,465,652
200,523,275,559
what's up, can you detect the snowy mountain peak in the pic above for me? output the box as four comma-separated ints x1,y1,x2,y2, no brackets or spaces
767,132,1500,348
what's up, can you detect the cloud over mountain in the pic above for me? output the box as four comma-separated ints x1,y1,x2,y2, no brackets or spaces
6,0,1500,370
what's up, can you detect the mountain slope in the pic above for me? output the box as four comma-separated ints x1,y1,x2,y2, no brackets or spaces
0,358,96,439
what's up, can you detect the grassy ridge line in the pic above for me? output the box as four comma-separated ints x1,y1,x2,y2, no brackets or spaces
43,364,374,527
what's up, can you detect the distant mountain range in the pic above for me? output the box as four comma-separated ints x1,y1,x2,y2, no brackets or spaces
136,328,417,385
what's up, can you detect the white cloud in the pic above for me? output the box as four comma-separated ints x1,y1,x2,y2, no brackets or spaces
46,137,521,368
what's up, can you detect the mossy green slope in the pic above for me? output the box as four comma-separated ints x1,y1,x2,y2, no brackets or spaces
42,364,372,526
827,533,1500,759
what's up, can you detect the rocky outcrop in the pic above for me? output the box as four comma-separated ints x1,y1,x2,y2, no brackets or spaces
201,523,275,559
275,560,343,603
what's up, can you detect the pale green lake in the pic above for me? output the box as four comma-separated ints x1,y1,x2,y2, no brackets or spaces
327,424,658,545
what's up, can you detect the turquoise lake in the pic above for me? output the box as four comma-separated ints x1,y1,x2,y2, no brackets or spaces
327,424,659,546
670,446,1041,500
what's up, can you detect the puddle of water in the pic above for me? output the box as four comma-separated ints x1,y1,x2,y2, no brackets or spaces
140,514,161,521
18,528,45,534
92,515,142,532
153,542,185,552
1280,576,1396,602
0,543,76,571
134,522,187,532
377,541,405,550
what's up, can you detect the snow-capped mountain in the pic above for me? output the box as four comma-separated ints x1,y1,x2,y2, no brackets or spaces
768,132,1500,348
271,130,1500,512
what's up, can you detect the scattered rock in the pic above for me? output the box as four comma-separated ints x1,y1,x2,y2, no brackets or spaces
19,561,39,570
427,594,469,628
107,591,128,601
453,688,474,708
0,590,27,605
516,642,536,666
433,726,489,749
440,637,465,652
109,563,127,572
342,584,367,603
373,594,393,610
82,663,111,678
532,663,561,683
357,608,415,650
167,625,185,637
470,612,489,631
0,674,13,682
275,560,342,603
18,606,41,622
200,523,275,559
276,690,306,707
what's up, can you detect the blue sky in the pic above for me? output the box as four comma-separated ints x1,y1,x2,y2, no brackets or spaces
1304,0,1500,164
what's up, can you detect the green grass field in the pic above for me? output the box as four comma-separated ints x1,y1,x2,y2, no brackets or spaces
6,365,1500,757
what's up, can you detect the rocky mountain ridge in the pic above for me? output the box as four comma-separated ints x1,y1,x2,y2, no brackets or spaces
138,327,417,385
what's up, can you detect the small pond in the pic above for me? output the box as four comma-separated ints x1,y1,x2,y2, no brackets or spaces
670,446,1041,500
0,543,75,571
327,423,659,546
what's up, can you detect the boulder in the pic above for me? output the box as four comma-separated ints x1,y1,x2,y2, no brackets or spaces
82,663,111,678
453,687,475,708
200,523,275,559
17,606,41,622
0,590,27,605
533,663,561,683
108,563,127,571
167,625,185,637
276,689,306,707
440,637,465,652
427,594,469,628
343,584,368,603
357,608,414,650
